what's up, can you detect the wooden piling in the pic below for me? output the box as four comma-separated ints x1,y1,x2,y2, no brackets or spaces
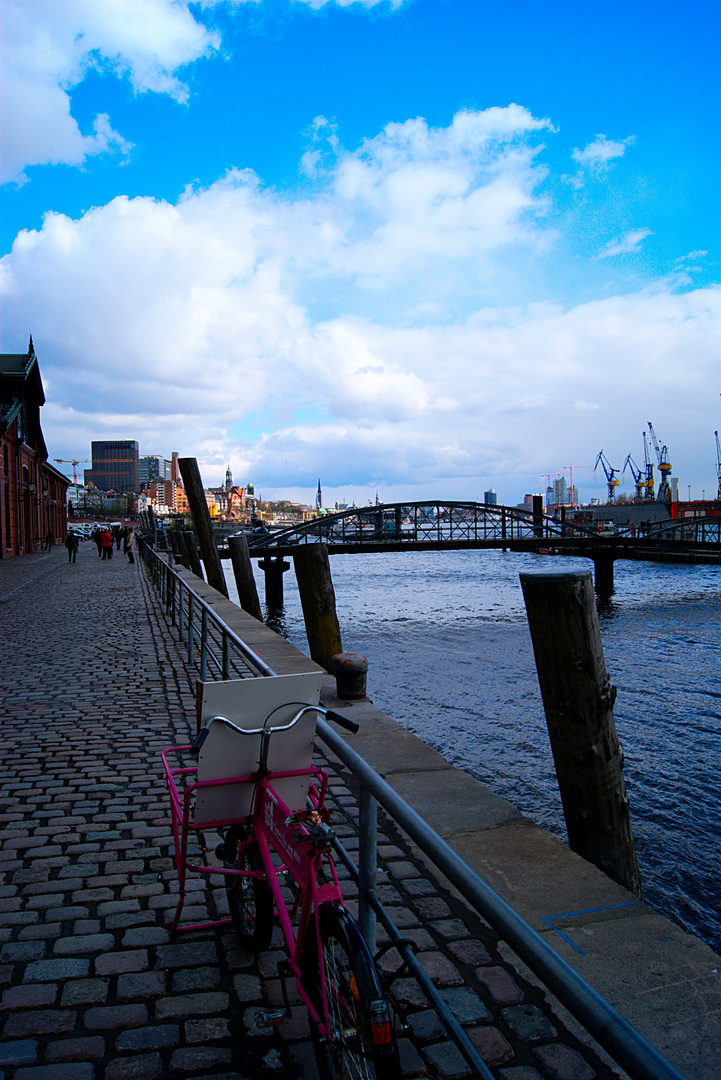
177,457,228,598
228,535,263,621
519,570,642,897
182,531,204,579
293,543,343,673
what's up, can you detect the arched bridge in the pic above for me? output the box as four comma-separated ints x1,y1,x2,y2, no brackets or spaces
241,501,720,592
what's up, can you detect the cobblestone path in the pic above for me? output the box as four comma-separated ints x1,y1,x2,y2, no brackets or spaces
0,544,619,1080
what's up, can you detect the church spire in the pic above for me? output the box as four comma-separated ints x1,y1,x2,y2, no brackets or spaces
315,478,322,510
28,334,35,355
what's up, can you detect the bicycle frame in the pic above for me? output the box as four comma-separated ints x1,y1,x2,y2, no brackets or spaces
162,740,347,1041
242,765,346,1038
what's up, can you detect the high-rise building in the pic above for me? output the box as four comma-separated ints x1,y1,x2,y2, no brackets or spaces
484,488,497,506
85,440,140,492
139,455,171,486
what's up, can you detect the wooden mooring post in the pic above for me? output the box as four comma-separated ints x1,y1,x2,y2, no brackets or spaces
293,543,343,673
182,531,204,579
177,457,228,598
228,534,263,621
519,570,642,897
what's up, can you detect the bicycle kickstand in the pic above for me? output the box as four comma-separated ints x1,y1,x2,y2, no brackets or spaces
253,959,293,1029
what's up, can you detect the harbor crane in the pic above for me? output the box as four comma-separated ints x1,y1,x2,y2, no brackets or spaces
622,454,649,501
642,431,655,499
715,431,721,499
594,451,620,502
54,458,90,484
647,423,672,502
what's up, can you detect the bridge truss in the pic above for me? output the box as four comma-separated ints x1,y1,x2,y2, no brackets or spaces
244,501,721,555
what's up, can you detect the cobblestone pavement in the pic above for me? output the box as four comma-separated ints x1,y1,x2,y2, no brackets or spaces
0,544,620,1080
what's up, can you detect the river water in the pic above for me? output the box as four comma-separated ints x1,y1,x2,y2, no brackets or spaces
225,550,721,955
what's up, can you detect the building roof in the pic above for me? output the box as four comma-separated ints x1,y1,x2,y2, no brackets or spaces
0,338,48,457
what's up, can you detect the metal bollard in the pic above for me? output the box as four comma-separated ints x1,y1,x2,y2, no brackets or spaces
331,653,368,699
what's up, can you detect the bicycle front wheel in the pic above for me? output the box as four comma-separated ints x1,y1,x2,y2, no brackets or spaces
302,904,398,1080
223,828,273,952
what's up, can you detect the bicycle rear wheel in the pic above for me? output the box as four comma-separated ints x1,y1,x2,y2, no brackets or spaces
223,828,274,951
302,904,398,1080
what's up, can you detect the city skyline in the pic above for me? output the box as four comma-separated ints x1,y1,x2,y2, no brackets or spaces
1,0,719,506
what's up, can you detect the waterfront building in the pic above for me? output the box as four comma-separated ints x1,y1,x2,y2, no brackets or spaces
484,488,497,506
0,338,69,556
85,440,140,493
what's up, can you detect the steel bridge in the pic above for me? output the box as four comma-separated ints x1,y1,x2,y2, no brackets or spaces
237,501,720,592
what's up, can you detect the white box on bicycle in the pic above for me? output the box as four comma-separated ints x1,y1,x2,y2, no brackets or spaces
194,672,323,826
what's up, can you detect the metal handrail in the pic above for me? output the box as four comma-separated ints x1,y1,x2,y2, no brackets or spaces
317,720,685,1080
141,542,275,680
141,542,685,1080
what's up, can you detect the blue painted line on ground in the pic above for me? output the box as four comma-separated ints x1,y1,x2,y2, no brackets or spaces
541,902,643,955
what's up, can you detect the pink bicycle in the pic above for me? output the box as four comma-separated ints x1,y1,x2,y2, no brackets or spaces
163,699,399,1080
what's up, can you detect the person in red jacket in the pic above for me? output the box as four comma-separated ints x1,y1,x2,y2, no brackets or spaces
99,528,113,560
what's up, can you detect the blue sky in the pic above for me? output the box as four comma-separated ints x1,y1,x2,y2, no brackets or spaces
1,0,719,505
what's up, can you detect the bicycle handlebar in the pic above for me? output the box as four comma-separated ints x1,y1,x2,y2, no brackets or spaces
190,702,359,757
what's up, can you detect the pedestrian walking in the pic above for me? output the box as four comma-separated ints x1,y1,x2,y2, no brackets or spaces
64,531,79,563
124,527,136,564
99,528,113,560
93,528,103,557
114,525,123,551
44,530,53,551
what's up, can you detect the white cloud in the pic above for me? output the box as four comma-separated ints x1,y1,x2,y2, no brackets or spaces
568,133,635,188
597,228,653,259
1,106,718,500
1,0,220,183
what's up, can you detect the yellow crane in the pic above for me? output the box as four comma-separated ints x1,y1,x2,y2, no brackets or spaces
54,458,90,484
622,453,649,501
594,451,621,502
647,423,672,502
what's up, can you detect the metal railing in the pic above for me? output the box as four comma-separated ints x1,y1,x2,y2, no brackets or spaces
142,545,685,1080
243,500,721,553
141,542,275,684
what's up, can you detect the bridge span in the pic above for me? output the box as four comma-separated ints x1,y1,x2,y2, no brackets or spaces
235,501,721,594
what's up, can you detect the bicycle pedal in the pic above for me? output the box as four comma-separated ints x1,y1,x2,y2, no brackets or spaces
254,1009,287,1028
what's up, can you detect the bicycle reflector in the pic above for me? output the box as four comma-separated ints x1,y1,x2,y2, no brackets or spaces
369,999,392,1046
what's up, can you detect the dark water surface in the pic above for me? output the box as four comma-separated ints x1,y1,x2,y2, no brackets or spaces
225,550,721,954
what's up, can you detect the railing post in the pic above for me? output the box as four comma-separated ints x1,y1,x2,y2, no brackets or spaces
222,631,230,680
178,580,184,641
358,786,377,953
200,608,208,682
187,595,195,663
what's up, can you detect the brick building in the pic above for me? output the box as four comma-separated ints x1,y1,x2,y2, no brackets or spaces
1,338,69,556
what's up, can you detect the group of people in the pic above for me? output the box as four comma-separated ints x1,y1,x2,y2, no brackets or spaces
64,524,136,564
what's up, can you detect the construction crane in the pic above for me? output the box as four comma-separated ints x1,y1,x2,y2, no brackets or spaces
54,458,90,484
563,465,590,506
594,451,620,502
647,423,672,502
715,431,721,499
623,454,648,501
642,431,655,499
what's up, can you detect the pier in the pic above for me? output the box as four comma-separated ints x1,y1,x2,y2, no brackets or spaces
1,545,719,1079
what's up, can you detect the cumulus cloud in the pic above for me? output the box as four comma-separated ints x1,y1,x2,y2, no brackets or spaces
1,104,718,499
1,0,220,183
597,228,653,258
